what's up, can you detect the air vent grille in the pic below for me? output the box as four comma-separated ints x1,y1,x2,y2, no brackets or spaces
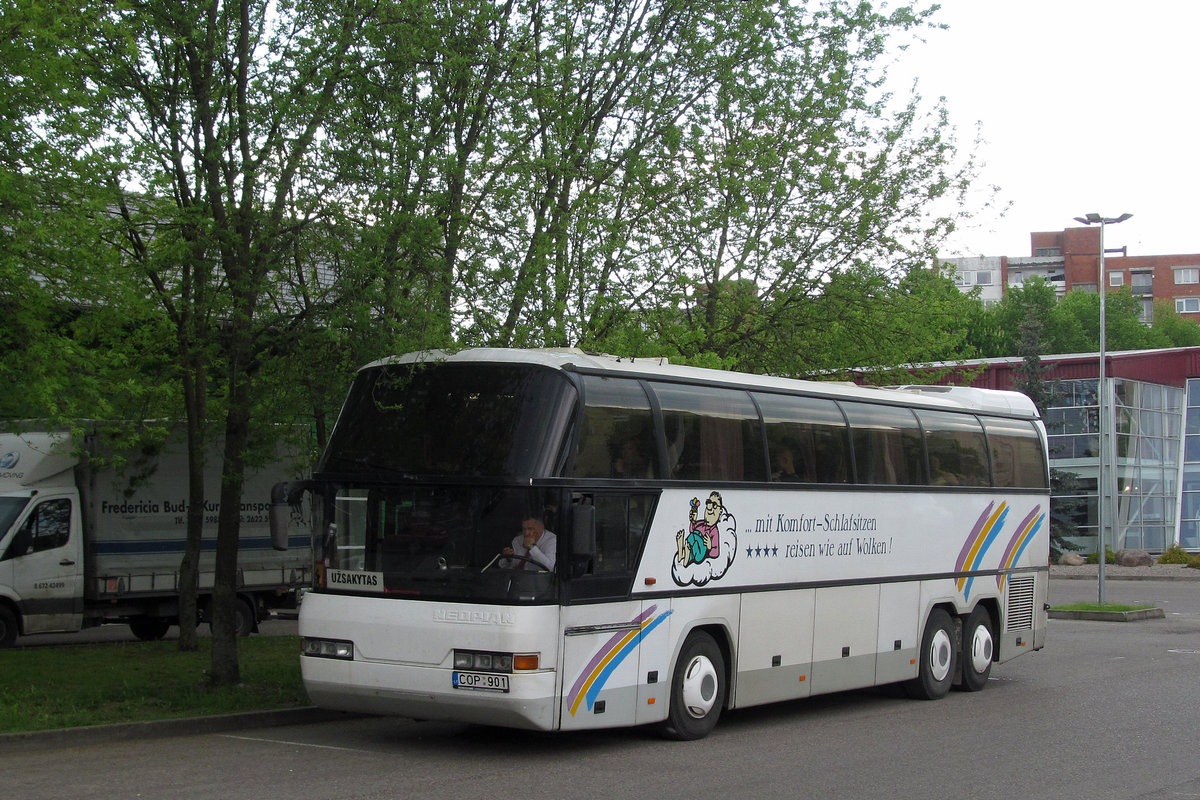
1005,575,1036,632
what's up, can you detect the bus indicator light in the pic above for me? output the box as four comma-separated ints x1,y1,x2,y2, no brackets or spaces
513,654,540,671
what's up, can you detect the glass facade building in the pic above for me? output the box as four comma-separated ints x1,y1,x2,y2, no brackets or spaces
1179,379,1200,550
1045,377,1184,553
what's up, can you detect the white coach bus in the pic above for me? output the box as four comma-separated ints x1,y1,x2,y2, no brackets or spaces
273,348,1049,739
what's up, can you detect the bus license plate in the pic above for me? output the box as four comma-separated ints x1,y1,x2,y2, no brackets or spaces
452,671,510,692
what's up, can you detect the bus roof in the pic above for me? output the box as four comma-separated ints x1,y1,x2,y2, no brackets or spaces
366,348,1041,419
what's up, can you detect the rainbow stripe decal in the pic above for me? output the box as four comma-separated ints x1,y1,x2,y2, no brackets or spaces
566,606,673,717
955,501,1046,600
955,502,1009,601
996,506,1045,591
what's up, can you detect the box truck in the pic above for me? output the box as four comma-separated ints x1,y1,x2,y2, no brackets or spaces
0,426,311,646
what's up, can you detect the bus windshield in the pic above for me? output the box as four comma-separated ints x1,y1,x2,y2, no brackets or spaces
322,484,561,603
319,361,577,479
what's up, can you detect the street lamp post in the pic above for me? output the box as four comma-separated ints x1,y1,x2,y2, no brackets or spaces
1072,212,1132,604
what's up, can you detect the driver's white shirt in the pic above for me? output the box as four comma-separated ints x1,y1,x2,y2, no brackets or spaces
503,530,557,571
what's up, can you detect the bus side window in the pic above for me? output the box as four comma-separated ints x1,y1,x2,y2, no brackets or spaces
916,410,990,487
840,402,924,485
568,493,656,599
983,418,1049,489
653,383,765,482
572,376,657,479
592,494,645,573
755,393,850,484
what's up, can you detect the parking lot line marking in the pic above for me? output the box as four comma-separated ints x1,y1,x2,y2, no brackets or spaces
220,734,372,753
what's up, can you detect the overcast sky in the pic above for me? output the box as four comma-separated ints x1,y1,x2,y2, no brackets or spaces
890,0,1200,259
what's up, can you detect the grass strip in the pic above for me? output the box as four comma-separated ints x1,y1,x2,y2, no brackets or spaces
0,636,307,733
1050,602,1155,613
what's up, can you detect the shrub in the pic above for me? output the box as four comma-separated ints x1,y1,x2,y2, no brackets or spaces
1085,546,1117,565
1159,543,1193,564
1189,554,1200,570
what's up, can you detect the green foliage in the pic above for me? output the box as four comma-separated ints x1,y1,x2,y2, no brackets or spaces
0,637,306,733
962,278,1200,360
1151,300,1200,346
1158,543,1194,565
1085,546,1118,565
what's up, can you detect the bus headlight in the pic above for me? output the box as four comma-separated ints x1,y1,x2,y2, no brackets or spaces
453,650,538,672
303,637,354,660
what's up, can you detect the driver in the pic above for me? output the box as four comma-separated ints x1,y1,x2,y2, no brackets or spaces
501,513,557,571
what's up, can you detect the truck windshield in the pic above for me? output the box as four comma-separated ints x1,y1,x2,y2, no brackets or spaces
318,361,576,479
321,485,561,603
0,497,29,539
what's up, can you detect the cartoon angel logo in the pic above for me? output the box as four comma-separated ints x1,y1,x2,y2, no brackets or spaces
672,491,737,587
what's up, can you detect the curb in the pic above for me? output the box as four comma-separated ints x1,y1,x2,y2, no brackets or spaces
1050,569,1200,582
1048,607,1167,622
0,706,359,754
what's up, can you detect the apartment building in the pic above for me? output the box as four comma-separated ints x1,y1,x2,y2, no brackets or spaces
942,227,1200,321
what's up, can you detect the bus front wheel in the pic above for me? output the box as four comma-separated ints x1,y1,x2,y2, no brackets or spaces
905,608,956,700
959,606,994,692
661,631,725,740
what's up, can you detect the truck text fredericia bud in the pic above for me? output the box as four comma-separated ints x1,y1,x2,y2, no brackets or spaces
0,426,311,646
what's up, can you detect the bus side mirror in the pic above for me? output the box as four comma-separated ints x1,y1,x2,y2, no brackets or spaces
570,503,596,578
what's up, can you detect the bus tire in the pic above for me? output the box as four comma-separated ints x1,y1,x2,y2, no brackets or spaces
660,631,725,741
905,608,956,700
959,606,994,692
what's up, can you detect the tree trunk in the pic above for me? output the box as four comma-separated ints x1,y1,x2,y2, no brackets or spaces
177,363,206,652
209,330,253,685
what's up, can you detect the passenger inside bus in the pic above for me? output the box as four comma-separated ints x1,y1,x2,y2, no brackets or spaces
770,447,803,482
611,437,653,479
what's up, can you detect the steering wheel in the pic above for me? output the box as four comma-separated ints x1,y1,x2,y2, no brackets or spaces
482,552,551,572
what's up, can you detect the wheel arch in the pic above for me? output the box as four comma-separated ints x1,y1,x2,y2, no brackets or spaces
965,597,1001,651
0,595,22,636
924,600,961,631
672,621,733,709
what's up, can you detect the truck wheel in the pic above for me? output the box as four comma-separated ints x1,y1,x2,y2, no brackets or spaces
0,606,18,648
660,631,725,740
234,597,256,637
130,617,171,641
206,597,257,637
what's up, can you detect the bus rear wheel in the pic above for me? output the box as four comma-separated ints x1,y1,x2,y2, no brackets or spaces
660,631,725,740
959,606,995,692
905,608,956,700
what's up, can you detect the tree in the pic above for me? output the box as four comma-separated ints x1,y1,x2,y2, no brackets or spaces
611,2,977,370
744,265,981,380
326,1,975,370
1055,287,1164,352
1150,300,1200,347
62,0,371,681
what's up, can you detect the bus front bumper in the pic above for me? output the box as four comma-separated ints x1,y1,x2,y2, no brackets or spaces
302,655,558,731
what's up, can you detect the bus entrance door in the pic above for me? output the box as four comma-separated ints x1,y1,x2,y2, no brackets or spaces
560,600,666,730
